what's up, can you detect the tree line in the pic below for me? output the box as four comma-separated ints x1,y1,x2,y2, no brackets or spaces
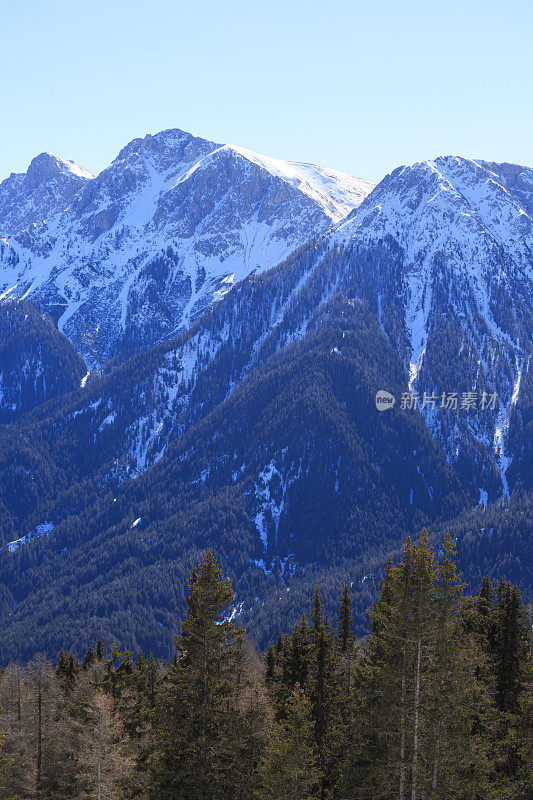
0,533,531,799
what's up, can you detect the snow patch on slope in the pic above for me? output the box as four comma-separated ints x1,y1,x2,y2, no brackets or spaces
7,521,54,553
228,145,374,222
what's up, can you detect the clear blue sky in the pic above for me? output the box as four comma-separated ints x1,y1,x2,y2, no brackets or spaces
1,0,532,183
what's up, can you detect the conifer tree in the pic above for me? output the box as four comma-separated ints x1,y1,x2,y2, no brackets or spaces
257,683,320,800
338,583,353,653
493,579,529,713
341,534,488,799
151,550,261,800
96,639,105,661
478,578,532,791
279,615,311,704
265,646,276,684
425,534,488,798
514,662,533,794
146,654,158,709
55,650,80,693
82,646,95,670
309,590,338,798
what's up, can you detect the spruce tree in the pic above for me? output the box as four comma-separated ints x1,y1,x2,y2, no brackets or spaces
82,646,95,670
493,579,530,713
279,615,311,704
96,639,105,661
265,646,276,684
257,683,320,800
425,534,488,798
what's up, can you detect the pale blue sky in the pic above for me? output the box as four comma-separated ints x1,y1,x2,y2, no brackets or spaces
1,0,532,183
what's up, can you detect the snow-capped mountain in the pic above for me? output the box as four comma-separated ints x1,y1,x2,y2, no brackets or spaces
0,152,94,237
0,129,373,367
2,153,530,507
334,156,533,496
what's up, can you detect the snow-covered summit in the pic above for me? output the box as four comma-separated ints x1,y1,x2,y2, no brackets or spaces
336,154,533,365
330,154,533,495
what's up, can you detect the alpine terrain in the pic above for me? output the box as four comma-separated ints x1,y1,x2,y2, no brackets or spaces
0,130,531,661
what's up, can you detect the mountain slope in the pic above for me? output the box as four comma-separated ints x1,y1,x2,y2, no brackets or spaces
0,129,373,367
0,297,467,661
334,156,533,497
0,155,531,537
0,300,87,424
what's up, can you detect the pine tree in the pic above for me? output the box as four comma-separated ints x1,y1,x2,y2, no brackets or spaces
341,534,488,799
257,683,320,800
82,646,95,670
265,646,276,684
513,661,533,795
279,615,311,705
424,534,488,798
479,578,533,792
493,579,529,714
146,654,158,709
342,546,414,798
55,650,80,693
309,590,338,799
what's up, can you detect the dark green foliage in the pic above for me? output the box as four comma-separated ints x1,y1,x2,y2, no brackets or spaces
338,583,353,653
0,295,485,662
0,541,531,800
493,578,530,713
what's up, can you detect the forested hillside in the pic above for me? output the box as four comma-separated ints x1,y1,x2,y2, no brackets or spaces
0,291,531,661
0,297,489,660
0,539,531,800
0,301,86,424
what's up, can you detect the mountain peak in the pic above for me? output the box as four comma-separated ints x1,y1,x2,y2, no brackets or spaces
25,151,94,187
113,128,221,167
0,152,94,237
